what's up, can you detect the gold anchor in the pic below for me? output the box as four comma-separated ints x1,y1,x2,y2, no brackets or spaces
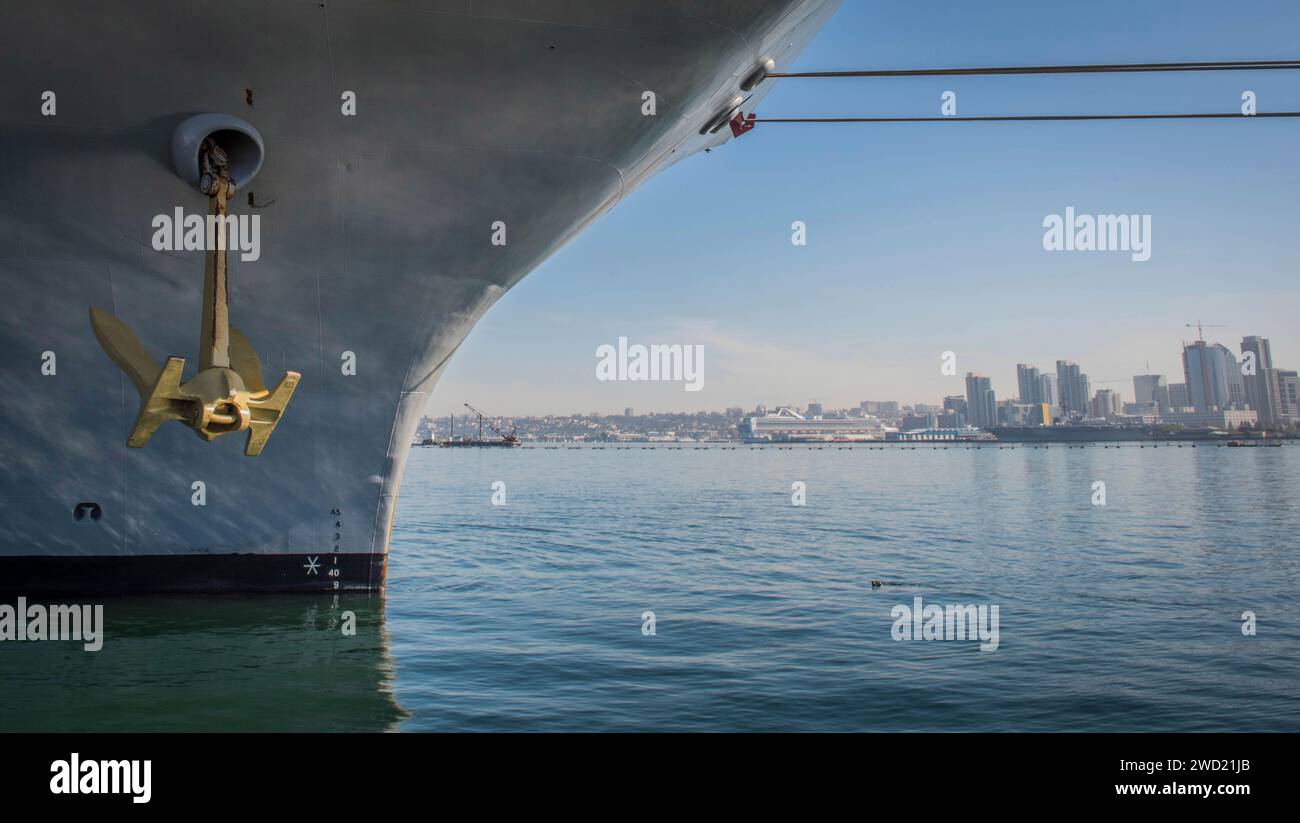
90,138,299,456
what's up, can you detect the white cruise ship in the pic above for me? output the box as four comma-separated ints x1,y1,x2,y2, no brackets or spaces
739,408,897,442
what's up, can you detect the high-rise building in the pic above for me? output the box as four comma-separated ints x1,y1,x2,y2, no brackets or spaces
1241,335,1274,370
1091,389,1121,419
1183,341,1244,412
1039,374,1058,412
1241,336,1282,427
1056,361,1091,417
1056,361,1077,411
806,402,824,418
1016,364,1042,404
942,395,967,427
964,373,996,428
1132,374,1169,413
1168,383,1191,411
1228,379,1246,409
859,400,899,415
901,412,939,430
1276,370,1300,425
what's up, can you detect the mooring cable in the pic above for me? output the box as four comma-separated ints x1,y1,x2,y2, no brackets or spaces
751,111,1300,124
767,59,1300,79
721,60,1300,134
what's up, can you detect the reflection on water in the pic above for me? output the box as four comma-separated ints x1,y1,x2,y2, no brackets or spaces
0,594,404,732
3,446,1299,731
386,445,1300,732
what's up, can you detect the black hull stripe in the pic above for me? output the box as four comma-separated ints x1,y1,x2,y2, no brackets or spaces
0,553,386,595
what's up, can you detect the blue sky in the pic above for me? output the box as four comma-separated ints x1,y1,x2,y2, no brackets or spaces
434,0,1300,416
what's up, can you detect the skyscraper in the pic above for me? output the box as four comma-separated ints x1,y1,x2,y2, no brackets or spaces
1056,361,1091,417
1039,374,1058,412
859,400,899,415
1133,374,1169,413
1091,389,1121,419
1241,336,1281,426
1168,383,1191,411
942,395,968,427
1016,364,1042,404
1183,341,1244,412
1276,370,1300,425
965,373,996,428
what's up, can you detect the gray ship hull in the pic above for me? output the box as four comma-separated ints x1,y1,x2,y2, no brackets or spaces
0,1,840,592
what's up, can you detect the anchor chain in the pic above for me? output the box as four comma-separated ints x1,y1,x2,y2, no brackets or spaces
199,138,234,372
87,135,300,455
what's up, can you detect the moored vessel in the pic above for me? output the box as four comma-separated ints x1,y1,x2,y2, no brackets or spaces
0,0,842,593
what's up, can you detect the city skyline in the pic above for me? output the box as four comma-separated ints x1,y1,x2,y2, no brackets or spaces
429,328,1292,420
431,0,1300,416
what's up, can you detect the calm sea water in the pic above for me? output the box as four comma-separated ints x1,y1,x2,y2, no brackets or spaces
2,444,1298,731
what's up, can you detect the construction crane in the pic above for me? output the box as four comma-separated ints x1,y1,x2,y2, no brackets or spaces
1185,321,1227,341
463,402,519,444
